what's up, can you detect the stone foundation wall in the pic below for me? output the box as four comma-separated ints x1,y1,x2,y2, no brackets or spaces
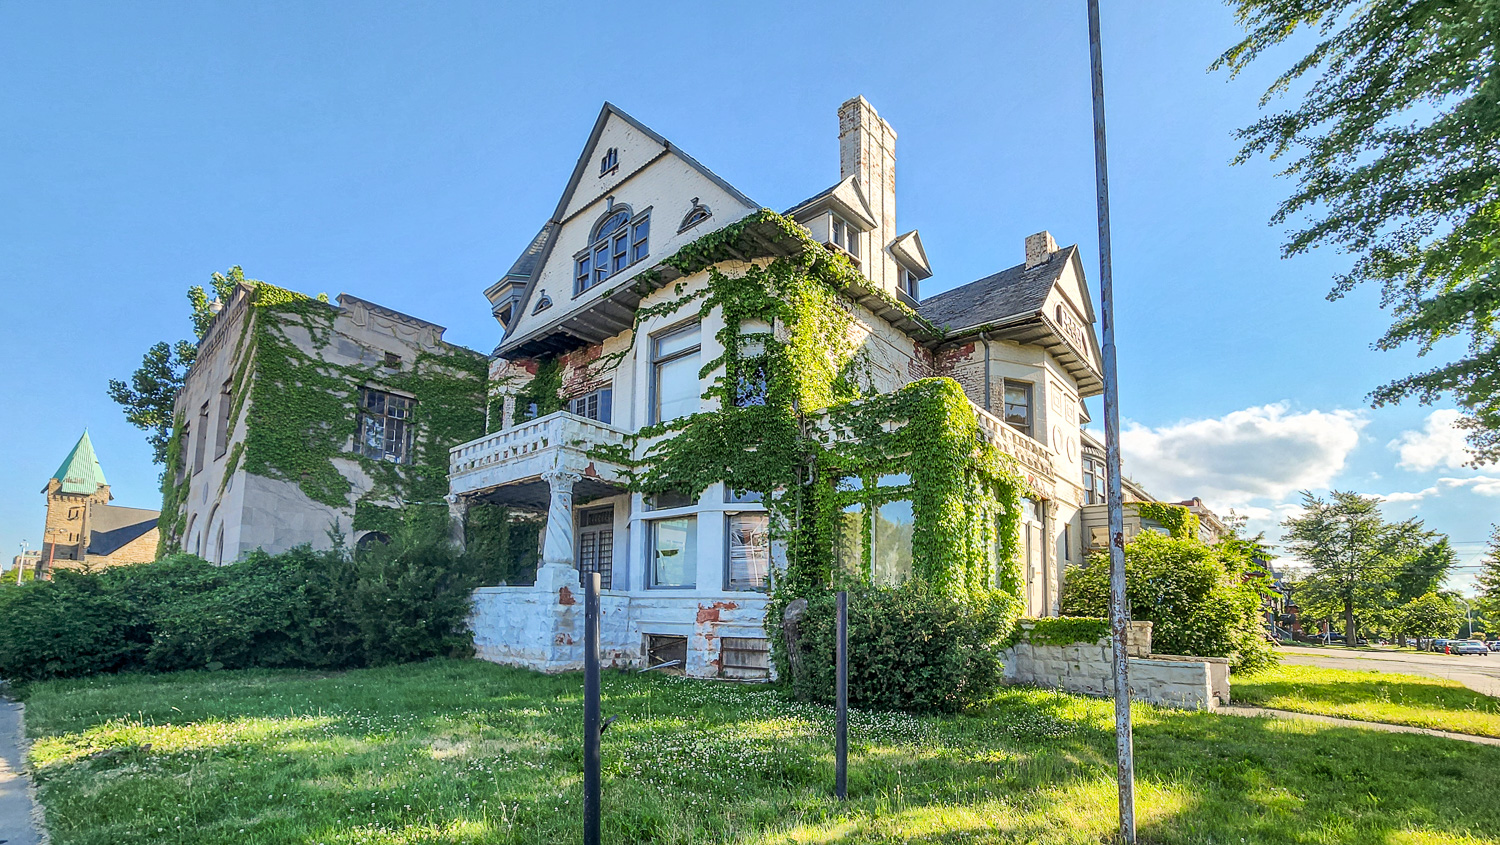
469,563,771,678
1000,621,1230,710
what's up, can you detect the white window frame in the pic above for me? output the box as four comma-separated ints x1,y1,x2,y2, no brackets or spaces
650,321,701,424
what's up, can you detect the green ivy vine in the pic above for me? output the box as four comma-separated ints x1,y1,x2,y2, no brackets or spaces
1135,502,1199,541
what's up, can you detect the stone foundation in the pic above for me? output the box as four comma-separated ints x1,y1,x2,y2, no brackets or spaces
1000,621,1231,710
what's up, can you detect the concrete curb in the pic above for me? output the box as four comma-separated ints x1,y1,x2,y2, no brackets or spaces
1218,704,1500,748
0,697,45,845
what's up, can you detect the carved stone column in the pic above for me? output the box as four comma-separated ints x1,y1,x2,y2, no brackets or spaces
536,468,583,591
445,493,468,552
1043,500,1060,617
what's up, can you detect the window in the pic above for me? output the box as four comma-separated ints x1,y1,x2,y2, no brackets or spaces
732,359,769,407
835,502,863,575
651,322,700,423
194,402,209,474
726,487,762,504
830,215,859,257
646,490,695,510
357,387,414,464
569,387,612,424
599,147,618,176
1083,456,1107,504
899,266,921,299
678,198,711,232
831,217,846,249
871,499,914,586
650,516,697,588
215,380,232,459
726,513,770,591
720,637,771,680
178,422,190,482
577,506,614,590
383,352,402,369
646,634,687,675
575,206,650,295
1003,380,1033,437
1061,524,1072,562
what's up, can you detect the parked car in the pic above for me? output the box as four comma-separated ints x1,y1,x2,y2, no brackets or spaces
1431,638,1452,652
1453,640,1490,656
1488,641,1500,652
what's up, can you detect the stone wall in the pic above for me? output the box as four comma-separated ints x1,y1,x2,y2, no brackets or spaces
469,563,772,678
1000,621,1231,710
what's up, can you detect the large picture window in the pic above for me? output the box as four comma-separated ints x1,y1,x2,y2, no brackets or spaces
651,322,701,423
871,499,914,586
726,513,770,591
575,206,650,295
650,516,697,588
358,387,414,464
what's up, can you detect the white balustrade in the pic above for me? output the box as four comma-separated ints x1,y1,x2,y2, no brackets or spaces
449,411,627,480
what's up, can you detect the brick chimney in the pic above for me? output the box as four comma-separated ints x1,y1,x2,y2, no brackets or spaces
839,96,899,293
1025,231,1058,268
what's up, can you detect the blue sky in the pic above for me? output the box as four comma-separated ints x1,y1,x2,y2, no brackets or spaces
2,2,1494,589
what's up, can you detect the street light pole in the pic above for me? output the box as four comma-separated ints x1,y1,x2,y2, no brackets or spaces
1086,1,1136,841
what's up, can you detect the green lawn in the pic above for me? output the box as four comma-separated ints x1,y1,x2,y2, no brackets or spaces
1233,663,1500,738
18,659,1500,844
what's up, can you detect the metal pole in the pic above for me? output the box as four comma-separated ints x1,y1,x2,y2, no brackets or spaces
583,571,601,845
835,589,848,800
1086,1,1136,841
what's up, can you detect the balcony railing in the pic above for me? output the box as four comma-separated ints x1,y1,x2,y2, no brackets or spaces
972,404,1054,478
449,411,627,480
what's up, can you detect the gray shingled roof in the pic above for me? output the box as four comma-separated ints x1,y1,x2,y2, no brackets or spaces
86,504,159,557
917,246,1076,333
505,223,553,281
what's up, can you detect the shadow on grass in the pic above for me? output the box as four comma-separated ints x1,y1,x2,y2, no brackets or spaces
20,660,1500,845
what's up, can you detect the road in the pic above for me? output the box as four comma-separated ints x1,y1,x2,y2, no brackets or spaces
1278,645,1500,698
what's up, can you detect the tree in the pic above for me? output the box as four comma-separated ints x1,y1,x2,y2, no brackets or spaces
1217,2,1500,464
1060,531,1275,672
1281,491,1435,646
108,267,254,465
1476,525,1500,622
1397,592,1464,650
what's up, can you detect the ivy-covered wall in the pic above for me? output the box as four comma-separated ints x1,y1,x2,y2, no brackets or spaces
158,282,491,557
476,211,1033,657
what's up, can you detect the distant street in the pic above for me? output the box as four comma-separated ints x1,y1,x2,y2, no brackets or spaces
1279,645,1500,698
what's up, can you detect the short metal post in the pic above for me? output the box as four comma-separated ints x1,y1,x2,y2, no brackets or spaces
835,590,848,800
583,571,601,845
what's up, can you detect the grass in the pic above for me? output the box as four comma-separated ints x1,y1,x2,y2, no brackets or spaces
1233,663,1500,738
15,659,1500,844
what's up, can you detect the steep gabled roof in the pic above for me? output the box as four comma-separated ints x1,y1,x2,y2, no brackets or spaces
496,103,758,355
86,504,159,556
917,247,1076,333
47,431,107,495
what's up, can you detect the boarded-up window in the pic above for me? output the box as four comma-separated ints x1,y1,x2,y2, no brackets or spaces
720,637,770,680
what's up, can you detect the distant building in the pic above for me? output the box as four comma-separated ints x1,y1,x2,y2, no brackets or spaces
161,283,488,562
1077,432,1228,552
37,431,159,576
7,550,40,575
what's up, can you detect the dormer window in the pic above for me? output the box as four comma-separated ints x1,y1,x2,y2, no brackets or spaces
899,266,921,300
830,215,859,260
599,147,619,176
575,205,650,295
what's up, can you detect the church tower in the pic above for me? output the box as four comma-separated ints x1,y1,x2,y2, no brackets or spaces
40,430,113,567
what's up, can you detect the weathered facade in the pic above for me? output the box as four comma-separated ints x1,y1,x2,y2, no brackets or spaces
452,98,1110,678
36,431,159,576
162,284,487,562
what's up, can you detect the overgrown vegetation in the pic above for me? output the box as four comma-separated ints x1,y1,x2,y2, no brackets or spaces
0,529,487,683
790,582,1015,713
19,659,1500,844
1006,616,1111,649
1061,532,1275,672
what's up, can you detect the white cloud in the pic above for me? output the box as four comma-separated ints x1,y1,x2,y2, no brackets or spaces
1437,475,1500,496
1378,487,1437,503
1119,403,1367,510
1389,409,1472,471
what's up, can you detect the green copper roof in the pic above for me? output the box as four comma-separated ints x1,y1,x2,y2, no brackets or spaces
50,430,107,495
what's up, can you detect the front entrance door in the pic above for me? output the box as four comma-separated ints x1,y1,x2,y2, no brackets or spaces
576,506,614,589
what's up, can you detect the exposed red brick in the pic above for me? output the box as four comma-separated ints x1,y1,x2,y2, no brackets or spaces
558,585,576,606
695,600,740,623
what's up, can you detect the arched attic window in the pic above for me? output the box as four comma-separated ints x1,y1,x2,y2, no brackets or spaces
575,202,650,295
678,198,711,233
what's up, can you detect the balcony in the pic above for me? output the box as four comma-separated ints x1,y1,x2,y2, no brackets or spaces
449,411,630,509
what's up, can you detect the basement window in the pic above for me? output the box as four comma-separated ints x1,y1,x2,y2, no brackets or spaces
720,637,770,680
645,634,686,675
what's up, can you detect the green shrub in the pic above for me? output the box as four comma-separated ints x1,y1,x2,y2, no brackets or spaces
790,582,1019,713
0,525,483,682
1060,532,1275,672
1005,616,1110,648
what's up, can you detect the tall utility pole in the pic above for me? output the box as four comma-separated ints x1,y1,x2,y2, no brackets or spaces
1086,1,1137,842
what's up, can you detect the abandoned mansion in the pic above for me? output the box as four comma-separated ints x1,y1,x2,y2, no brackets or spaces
161,97,1206,679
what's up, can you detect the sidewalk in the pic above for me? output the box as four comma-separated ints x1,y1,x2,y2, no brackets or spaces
0,699,42,845
1219,704,1500,748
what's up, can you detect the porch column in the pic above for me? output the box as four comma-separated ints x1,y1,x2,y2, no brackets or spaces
536,468,583,589
445,493,468,552
1043,500,1060,617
